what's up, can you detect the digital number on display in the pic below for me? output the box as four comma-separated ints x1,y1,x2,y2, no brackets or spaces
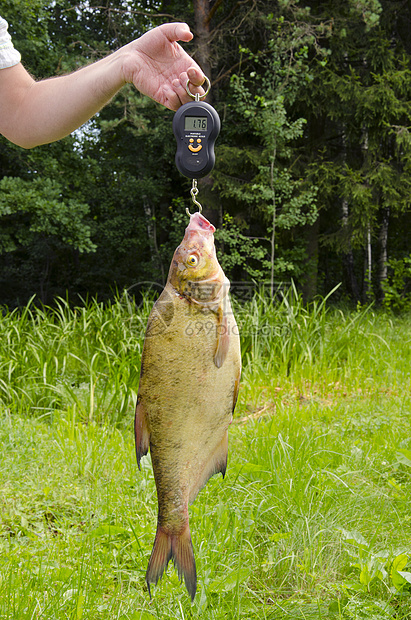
185,117,208,131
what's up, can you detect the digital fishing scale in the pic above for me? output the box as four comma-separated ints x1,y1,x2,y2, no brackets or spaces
173,77,220,214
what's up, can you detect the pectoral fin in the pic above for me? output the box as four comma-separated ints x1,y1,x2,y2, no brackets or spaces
135,396,150,469
214,309,229,368
232,371,240,414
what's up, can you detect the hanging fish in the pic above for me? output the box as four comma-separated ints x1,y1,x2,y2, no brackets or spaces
135,212,241,600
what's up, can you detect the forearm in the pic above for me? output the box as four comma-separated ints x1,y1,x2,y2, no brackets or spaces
0,52,127,149
0,22,204,149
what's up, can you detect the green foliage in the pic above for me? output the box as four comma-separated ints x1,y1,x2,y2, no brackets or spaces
214,214,266,279
0,176,95,253
339,529,411,593
3,285,411,426
0,293,146,424
306,0,411,300
213,10,323,283
0,0,182,306
381,256,411,312
1,0,411,306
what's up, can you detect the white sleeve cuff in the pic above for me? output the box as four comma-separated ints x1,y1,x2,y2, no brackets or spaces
0,16,21,69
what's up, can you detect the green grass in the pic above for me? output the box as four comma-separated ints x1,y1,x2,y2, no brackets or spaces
1,290,411,619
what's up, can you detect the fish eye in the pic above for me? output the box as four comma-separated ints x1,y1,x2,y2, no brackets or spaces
186,254,199,267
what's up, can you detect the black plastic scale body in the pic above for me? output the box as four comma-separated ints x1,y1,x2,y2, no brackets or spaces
173,100,220,179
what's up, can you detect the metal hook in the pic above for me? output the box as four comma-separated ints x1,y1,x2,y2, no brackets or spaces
186,179,203,217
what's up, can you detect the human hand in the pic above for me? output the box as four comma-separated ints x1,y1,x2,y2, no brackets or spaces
120,23,205,111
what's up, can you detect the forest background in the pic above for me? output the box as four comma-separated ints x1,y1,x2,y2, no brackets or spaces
1,0,411,310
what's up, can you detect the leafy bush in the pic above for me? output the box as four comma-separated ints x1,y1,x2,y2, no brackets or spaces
382,257,411,312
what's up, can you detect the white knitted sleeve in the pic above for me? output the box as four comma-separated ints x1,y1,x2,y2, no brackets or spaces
0,16,21,69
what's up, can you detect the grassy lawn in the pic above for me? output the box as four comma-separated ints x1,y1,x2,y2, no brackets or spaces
0,292,411,619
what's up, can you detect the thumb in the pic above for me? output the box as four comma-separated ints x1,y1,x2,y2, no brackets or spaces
161,22,193,43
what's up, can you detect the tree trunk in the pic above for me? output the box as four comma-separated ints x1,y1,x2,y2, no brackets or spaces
143,199,165,284
341,125,360,303
302,215,320,303
342,196,360,303
270,145,277,297
364,223,372,302
361,121,372,303
193,0,212,94
378,206,390,302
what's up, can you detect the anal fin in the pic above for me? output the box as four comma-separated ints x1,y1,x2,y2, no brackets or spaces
189,431,228,504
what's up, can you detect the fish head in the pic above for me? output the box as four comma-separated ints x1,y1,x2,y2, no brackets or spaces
168,213,229,304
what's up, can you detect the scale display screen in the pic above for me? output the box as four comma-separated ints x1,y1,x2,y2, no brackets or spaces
185,116,208,131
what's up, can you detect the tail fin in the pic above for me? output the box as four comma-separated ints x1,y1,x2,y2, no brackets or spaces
146,523,197,601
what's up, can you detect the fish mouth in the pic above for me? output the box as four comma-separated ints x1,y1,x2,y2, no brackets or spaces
185,213,216,237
